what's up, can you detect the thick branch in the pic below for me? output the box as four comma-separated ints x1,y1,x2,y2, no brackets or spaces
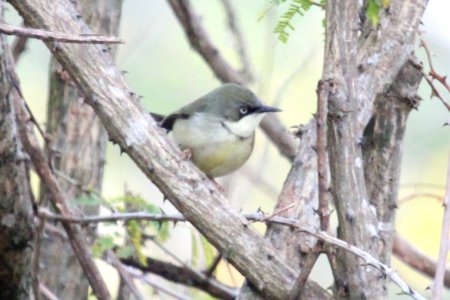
0,10,34,298
394,235,450,288
8,0,298,298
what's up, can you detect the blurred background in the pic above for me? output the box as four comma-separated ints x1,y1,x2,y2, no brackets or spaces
4,0,450,298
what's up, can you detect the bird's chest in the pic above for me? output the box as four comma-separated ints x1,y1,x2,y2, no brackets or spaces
172,115,255,177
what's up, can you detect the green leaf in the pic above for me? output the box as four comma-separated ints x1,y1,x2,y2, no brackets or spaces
200,236,215,266
127,220,147,266
116,245,134,259
191,231,199,268
91,235,115,258
273,0,313,43
367,0,380,27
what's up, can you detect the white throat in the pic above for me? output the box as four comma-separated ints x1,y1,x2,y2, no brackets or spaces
223,113,265,139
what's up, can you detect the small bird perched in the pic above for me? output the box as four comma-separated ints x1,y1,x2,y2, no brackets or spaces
158,84,281,178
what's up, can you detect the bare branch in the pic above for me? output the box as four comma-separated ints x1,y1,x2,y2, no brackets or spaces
432,154,450,299
39,209,185,224
106,251,146,300
166,0,244,84
39,283,60,300
393,235,450,288
11,35,28,62
122,256,237,300
0,22,122,44
8,0,299,298
38,207,425,299
220,0,252,80
256,215,426,300
12,92,111,299
415,40,450,111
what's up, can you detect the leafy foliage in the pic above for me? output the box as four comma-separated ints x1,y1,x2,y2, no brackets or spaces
273,0,314,43
91,193,170,263
366,0,390,27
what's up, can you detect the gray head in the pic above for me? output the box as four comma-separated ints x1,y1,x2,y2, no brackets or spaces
197,83,280,121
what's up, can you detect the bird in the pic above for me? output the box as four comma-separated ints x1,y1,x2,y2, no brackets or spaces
156,83,281,178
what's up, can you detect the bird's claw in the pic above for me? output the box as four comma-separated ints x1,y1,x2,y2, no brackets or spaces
181,148,192,160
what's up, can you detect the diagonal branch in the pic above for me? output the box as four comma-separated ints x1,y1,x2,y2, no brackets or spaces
11,82,111,300
7,0,299,298
394,235,450,288
122,256,237,300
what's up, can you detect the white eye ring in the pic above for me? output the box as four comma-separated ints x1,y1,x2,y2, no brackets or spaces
239,107,248,115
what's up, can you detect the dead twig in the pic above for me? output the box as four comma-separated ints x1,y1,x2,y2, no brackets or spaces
39,208,424,300
419,39,450,111
220,0,252,80
0,22,122,44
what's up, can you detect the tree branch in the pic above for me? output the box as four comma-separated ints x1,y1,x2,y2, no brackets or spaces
220,0,252,80
8,0,299,298
0,22,122,44
122,256,237,300
12,89,111,299
432,154,450,299
5,40,111,298
393,235,450,288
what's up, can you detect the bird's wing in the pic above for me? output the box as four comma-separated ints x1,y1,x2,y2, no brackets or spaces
150,112,165,123
160,113,190,131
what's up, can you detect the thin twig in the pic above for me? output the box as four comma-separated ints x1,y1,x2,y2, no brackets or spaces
399,192,443,204
0,22,122,44
39,283,60,300
220,0,252,80
287,252,320,300
258,202,297,222
39,209,185,224
261,216,426,300
106,250,146,300
138,275,194,300
418,39,450,111
432,154,450,299
39,208,425,299
204,253,222,277
33,218,45,300
11,34,28,62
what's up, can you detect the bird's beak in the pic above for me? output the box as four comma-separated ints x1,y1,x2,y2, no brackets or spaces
254,105,281,114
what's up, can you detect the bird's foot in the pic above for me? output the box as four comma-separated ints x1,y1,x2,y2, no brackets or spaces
181,148,192,160
208,176,225,193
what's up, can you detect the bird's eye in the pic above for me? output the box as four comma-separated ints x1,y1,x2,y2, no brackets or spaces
239,107,248,115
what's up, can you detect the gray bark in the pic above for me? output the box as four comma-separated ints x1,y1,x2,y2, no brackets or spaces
0,4,34,299
238,1,427,299
39,0,123,298
7,0,301,298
